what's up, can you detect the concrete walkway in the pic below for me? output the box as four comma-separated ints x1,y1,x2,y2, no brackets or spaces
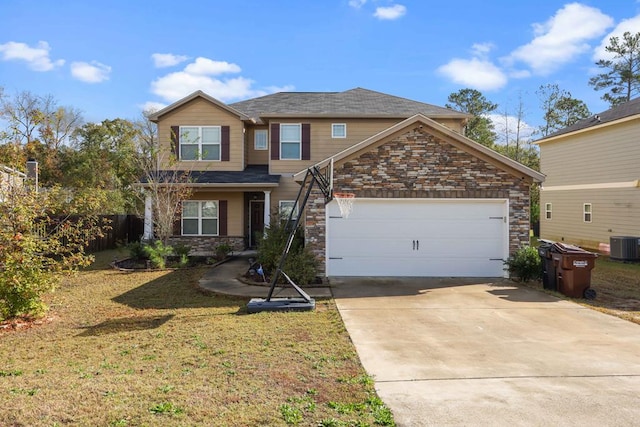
197,253,332,299
331,277,640,427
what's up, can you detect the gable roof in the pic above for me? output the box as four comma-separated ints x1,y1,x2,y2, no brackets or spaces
536,97,640,143
147,90,249,122
294,114,545,184
230,88,471,123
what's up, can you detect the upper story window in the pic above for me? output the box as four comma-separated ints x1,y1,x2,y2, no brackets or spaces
182,200,218,235
254,129,268,150
583,203,592,223
180,126,221,161
280,124,301,160
545,203,552,220
332,123,346,138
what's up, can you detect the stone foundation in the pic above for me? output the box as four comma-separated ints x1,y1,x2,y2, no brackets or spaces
167,236,245,256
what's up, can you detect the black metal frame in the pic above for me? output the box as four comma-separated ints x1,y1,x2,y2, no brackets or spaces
264,166,333,302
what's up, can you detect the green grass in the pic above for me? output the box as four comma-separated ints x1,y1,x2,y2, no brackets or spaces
0,248,394,426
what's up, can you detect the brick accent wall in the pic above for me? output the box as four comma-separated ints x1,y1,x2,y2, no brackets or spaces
305,127,531,274
167,236,245,256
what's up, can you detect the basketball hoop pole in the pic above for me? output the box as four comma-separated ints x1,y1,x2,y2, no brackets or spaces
264,166,332,303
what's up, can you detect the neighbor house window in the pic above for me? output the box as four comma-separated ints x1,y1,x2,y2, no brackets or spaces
583,203,592,223
279,200,298,220
280,124,301,160
545,203,552,220
180,126,221,160
332,123,346,138
182,201,218,235
254,129,268,150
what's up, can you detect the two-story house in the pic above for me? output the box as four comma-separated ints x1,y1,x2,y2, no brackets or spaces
145,88,544,278
536,97,640,251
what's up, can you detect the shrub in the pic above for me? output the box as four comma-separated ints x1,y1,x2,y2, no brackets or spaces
128,241,147,260
143,240,174,269
215,243,232,261
257,217,318,285
504,246,541,282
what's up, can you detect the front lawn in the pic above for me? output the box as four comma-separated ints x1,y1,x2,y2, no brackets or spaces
0,249,394,426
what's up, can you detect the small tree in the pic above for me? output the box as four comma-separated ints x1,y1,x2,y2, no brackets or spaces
446,88,498,148
135,113,192,245
0,181,107,320
589,31,640,107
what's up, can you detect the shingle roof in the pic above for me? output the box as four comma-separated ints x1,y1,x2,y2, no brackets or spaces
230,88,469,123
538,97,640,141
140,165,280,185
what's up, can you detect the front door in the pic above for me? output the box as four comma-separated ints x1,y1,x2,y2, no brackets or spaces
249,200,265,248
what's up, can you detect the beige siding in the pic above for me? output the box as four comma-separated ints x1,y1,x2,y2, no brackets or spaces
189,191,244,236
268,118,401,174
157,98,245,171
539,119,640,186
540,187,640,250
268,177,303,217
246,126,269,165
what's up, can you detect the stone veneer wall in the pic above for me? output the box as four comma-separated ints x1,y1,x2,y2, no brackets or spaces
167,236,245,256
305,127,531,274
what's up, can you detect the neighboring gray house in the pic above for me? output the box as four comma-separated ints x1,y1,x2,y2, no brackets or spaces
536,97,640,251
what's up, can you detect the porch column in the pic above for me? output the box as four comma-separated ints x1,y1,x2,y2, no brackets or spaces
143,193,154,240
263,190,271,229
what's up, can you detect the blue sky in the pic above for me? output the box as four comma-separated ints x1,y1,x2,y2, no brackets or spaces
1,0,639,136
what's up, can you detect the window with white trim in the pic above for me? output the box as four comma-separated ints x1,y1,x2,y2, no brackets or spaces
332,123,346,138
280,124,301,160
182,201,219,235
180,126,221,161
254,129,268,150
583,203,592,223
545,203,552,220
279,200,298,220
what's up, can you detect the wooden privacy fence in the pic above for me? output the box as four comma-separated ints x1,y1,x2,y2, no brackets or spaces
45,215,144,253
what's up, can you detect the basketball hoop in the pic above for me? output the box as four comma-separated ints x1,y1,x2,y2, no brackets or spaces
333,192,355,218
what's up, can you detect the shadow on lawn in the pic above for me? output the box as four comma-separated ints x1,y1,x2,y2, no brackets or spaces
111,268,247,310
77,314,174,337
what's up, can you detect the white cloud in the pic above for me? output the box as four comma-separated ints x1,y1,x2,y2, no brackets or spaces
592,15,640,61
0,40,64,71
488,113,536,144
150,56,294,103
151,53,189,68
349,0,366,8
70,61,111,83
183,57,241,75
471,42,495,57
507,3,613,75
140,101,167,113
437,57,507,91
373,4,406,20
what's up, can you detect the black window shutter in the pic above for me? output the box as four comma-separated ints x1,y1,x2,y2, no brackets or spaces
171,126,180,159
270,123,280,160
221,126,230,161
219,200,228,236
302,123,311,160
173,216,182,236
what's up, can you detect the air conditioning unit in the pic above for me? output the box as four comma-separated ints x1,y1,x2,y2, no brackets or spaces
609,236,640,261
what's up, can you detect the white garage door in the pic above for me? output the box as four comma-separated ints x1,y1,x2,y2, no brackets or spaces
326,198,509,277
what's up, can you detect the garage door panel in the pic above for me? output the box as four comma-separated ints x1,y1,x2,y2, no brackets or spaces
326,199,508,277
328,256,505,277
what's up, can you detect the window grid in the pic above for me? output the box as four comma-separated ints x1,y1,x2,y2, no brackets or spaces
280,124,301,160
254,129,268,150
545,203,552,220
583,203,592,223
180,126,221,161
332,123,347,138
182,201,219,236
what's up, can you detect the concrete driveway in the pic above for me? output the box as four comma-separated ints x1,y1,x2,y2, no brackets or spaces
331,277,640,426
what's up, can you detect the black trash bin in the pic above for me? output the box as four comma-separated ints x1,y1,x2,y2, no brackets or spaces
538,240,556,291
